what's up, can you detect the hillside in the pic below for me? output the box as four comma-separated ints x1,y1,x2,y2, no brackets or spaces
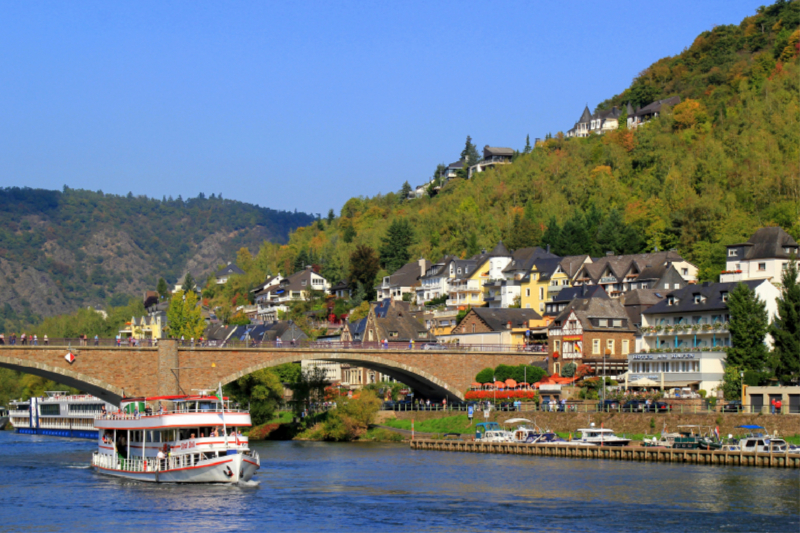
227,0,799,303
0,187,315,326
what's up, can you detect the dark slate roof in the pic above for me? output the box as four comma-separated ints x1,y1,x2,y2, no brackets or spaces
550,296,635,332
579,105,592,123
490,241,511,257
330,279,350,291
631,96,681,118
559,255,590,278
626,102,634,114
552,285,608,303
502,247,558,274
529,257,563,281
260,268,326,295
374,298,393,318
578,251,687,282
350,317,367,336
621,289,666,306
216,263,245,278
472,307,543,331
483,146,514,157
729,227,799,260
594,106,621,120
447,160,464,170
385,260,428,288
643,280,766,315
372,300,429,341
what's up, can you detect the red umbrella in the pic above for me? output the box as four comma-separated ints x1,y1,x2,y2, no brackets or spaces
505,379,517,388
494,381,505,389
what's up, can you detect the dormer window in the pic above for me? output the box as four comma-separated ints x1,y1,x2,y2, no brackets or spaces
301,280,307,286
721,291,729,302
693,293,701,304
457,268,462,275
758,263,766,271
667,296,675,306
728,249,737,257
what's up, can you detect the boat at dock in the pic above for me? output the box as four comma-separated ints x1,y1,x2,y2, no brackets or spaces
8,391,116,439
91,392,260,483
573,425,631,447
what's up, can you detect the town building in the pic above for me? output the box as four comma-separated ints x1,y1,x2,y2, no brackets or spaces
468,146,514,178
547,293,636,377
376,259,429,301
571,250,697,297
445,307,545,347
448,242,512,308
628,96,681,129
720,227,800,284
416,256,477,305
486,247,559,310
119,309,167,340
252,267,330,321
625,351,725,394
639,279,780,353
340,317,367,342
215,262,245,285
362,299,432,344
744,386,800,414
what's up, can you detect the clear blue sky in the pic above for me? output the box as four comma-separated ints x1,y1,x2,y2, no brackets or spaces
0,0,762,216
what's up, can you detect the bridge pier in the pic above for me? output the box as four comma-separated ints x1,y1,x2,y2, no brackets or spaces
157,340,180,396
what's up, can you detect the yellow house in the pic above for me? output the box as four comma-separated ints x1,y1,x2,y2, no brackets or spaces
119,313,167,340
448,243,513,308
521,258,572,314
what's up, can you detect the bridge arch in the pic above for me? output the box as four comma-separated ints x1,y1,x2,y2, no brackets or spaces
219,353,466,401
0,355,125,405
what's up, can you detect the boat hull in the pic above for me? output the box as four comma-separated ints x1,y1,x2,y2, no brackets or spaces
93,453,259,483
17,427,98,439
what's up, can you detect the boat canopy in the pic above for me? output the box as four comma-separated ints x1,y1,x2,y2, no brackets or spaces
736,425,766,430
504,418,532,425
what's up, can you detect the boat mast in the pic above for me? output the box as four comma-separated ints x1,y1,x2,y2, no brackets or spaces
217,382,229,449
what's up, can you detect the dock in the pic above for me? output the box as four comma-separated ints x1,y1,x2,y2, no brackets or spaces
409,439,800,468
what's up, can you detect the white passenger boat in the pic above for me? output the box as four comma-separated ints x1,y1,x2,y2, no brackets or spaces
574,425,631,447
91,392,260,483
9,391,116,439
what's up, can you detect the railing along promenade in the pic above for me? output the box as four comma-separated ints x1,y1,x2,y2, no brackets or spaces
409,439,800,469
2,338,546,353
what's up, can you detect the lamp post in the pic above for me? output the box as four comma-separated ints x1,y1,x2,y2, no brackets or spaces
740,371,745,413
603,348,610,406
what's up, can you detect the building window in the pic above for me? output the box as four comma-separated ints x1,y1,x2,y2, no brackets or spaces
368,330,374,341
554,363,560,374
622,340,629,355
472,324,476,333
664,283,669,289
592,339,600,355
539,288,544,300
682,268,688,276
389,331,398,338
418,332,426,338
598,319,608,327
526,288,531,297
758,263,766,271
613,319,622,327
693,294,701,304
526,304,531,309
554,340,561,351
721,291,729,302
728,249,736,257
606,339,615,354
539,303,544,312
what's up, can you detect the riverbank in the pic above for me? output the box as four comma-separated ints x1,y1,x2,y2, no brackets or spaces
248,411,404,443
387,409,800,440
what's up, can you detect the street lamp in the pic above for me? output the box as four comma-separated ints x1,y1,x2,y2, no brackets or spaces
602,348,611,406
740,371,745,413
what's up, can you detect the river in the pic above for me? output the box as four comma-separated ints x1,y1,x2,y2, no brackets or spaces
0,431,796,532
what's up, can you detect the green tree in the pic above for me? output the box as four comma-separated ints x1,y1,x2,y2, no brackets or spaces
541,217,562,254
326,209,335,226
378,218,415,273
721,364,743,401
349,245,380,301
561,362,577,378
400,181,412,199
342,223,357,244
558,213,593,256
460,135,480,165
771,260,800,383
505,212,542,251
273,362,302,383
475,367,494,383
726,283,769,371
618,106,628,130
320,389,381,441
224,368,283,425
181,272,196,293
349,281,366,308
288,366,330,418
166,290,205,340
523,134,532,154
294,249,310,272
156,277,169,300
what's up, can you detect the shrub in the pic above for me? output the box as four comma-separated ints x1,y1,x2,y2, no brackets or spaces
698,389,707,398
475,368,494,383
561,363,577,378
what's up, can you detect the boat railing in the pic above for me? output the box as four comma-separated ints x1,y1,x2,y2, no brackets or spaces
92,451,222,473
96,408,249,420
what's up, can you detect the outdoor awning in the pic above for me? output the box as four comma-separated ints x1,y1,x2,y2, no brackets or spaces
505,379,517,388
471,382,483,388
629,378,659,387
494,381,505,389
504,418,532,425
662,381,700,388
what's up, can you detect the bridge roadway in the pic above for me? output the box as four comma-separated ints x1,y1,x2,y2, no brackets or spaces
0,340,543,405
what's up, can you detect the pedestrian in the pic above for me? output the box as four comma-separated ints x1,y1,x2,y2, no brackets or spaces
94,334,99,346
775,398,782,415
33,334,38,346
409,339,415,350
190,337,195,347
43,334,48,346
770,398,776,415
20,333,26,345
0,333,4,345
180,335,185,346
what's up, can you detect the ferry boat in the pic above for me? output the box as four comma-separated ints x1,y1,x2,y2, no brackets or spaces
8,391,116,439
91,392,260,483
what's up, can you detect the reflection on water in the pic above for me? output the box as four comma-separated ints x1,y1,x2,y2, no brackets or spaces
0,432,797,532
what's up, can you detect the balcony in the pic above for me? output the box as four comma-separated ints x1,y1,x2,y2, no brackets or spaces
547,285,563,295
641,324,729,336
599,276,617,283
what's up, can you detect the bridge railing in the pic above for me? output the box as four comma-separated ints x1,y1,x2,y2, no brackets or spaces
1,337,548,353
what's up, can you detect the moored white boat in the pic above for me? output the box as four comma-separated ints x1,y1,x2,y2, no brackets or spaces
573,425,631,447
91,392,260,483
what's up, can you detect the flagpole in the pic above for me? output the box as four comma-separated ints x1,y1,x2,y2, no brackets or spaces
218,382,229,449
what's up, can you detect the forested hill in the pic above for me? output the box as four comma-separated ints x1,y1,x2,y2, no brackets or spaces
250,0,799,296
0,186,315,323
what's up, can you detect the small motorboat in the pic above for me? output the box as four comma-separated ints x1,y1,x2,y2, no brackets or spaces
573,424,630,447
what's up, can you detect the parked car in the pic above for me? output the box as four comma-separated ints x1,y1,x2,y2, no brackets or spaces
597,399,621,412
652,401,672,413
381,401,395,410
622,400,649,412
422,343,447,350
393,400,413,411
721,400,743,413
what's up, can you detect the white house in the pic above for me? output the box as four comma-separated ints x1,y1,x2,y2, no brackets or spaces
720,227,799,285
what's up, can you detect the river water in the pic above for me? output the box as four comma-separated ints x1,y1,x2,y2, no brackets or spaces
0,431,797,532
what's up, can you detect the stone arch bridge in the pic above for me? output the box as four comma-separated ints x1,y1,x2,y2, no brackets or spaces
0,341,544,405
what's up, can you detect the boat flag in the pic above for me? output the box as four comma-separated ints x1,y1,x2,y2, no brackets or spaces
64,352,76,364
218,382,229,449
714,426,720,441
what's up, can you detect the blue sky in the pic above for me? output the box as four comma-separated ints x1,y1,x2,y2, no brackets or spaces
0,0,761,216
